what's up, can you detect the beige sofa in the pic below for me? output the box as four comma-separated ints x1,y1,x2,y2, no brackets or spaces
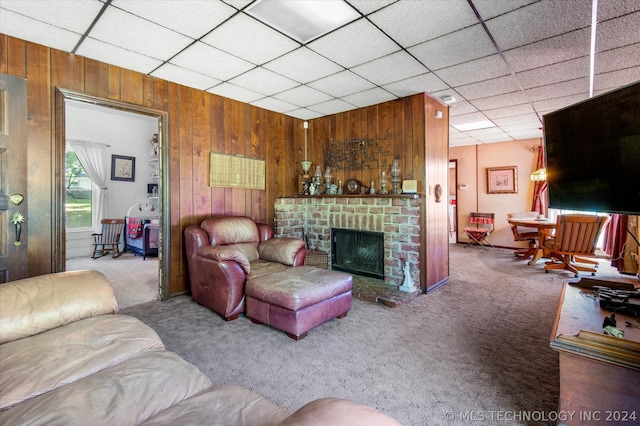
0,270,399,426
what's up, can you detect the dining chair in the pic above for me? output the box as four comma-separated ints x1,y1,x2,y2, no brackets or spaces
463,213,494,250
543,214,608,277
507,212,539,259
91,218,125,259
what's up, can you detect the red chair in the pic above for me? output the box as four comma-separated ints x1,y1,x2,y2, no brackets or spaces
464,213,495,250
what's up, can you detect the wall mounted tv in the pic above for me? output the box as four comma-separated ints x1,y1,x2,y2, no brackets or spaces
543,81,640,215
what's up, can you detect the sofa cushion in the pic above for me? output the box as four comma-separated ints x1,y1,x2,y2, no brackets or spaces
0,315,164,409
141,385,290,426
0,270,118,345
246,266,352,311
0,351,213,426
196,245,252,274
258,238,305,266
248,260,289,279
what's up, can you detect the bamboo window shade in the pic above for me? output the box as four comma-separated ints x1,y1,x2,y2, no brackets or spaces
209,153,265,190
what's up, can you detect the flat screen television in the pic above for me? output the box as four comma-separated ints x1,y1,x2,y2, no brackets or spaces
543,81,640,215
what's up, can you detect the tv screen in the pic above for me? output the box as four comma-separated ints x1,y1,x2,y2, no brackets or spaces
543,81,640,215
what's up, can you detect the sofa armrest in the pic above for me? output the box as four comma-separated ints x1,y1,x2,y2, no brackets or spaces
281,398,401,425
258,238,306,266
256,223,274,242
0,270,118,344
196,245,251,274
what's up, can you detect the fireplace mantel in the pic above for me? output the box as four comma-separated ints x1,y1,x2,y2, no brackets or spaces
274,196,422,290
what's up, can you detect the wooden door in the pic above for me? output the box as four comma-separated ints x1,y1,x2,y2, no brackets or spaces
0,74,28,282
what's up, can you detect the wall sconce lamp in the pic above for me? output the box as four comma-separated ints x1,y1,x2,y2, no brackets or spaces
530,168,546,181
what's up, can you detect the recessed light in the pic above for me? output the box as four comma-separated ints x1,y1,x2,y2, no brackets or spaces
246,0,360,44
452,120,496,132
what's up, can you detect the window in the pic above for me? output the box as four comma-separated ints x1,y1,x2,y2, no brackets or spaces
65,150,93,229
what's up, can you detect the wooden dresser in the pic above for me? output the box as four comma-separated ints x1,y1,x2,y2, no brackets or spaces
550,279,640,425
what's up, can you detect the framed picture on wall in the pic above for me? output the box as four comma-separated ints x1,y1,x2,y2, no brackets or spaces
111,155,135,182
487,166,517,194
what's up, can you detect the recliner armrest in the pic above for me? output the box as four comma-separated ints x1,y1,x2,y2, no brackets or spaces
258,238,306,266
196,245,251,274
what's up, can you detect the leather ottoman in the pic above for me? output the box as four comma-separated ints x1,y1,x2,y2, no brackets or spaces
245,266,352,340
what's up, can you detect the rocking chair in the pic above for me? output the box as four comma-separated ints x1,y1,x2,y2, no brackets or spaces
92,218,125,259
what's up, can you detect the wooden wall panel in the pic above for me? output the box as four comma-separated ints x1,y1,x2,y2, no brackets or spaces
3,34,449,293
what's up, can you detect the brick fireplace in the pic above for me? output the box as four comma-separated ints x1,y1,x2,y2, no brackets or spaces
274,196,422,289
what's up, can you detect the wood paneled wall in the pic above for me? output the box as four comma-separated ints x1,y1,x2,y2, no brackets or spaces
1,34,449,294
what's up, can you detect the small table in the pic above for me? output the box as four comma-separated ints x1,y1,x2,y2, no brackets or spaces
507,217,556,265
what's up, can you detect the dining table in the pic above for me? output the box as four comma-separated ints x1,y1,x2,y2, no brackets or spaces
507,217,557,265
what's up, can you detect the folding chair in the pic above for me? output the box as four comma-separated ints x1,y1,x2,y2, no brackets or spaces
464,213,495,249
92,218,125,259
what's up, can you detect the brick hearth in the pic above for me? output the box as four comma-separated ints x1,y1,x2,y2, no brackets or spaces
274,196,422,290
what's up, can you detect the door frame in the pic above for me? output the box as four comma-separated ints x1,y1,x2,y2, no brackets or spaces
53,88,170,300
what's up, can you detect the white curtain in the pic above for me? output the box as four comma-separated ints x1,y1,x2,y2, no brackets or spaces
67,139,110,232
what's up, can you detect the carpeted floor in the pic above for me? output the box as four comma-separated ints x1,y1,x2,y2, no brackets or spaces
67,252,159,309
119,244,637,425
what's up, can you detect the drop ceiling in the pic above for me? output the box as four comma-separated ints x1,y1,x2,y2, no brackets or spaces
1,0,638,147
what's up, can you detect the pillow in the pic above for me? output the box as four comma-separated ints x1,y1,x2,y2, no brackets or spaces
258,238,305,266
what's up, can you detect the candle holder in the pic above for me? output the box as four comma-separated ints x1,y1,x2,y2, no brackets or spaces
300,161,312,195
390,158,402,194
311,165,322,195
324,167,332,194
380,170,388,194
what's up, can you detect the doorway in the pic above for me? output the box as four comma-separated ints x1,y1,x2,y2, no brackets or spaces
449,160,458,244
54,89,170,303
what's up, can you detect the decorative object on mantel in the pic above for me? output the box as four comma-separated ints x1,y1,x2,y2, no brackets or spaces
369,181,375,194
380,170,388,194
300,160,312,196
398,257,419,293
324,167,332,194
323,132,391,172
402,180,417,194
337,181,343,195
390,158,402,194
346,179,361,194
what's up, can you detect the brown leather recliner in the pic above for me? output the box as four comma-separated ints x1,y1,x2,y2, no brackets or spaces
184,216,307,321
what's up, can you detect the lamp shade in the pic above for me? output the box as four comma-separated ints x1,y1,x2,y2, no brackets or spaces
530,168,546,181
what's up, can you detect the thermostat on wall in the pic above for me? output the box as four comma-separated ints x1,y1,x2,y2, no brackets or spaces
402,180,417,193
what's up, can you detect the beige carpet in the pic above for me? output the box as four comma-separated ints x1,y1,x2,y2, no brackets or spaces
66,252,159,309
120,244,637,425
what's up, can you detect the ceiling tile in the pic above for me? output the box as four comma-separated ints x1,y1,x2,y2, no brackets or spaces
207,82,265,104
502,28,591,73
470,91,529,110
151,63,221,91
518,56,590,89
593,67,640,92
482,104,537,120
170,41,255,81
485,0,592,50
348,0,397,16
383,73,449,98
307,70,376,98
492,113,543,127
598,0,640,21
443,101,479,117
112,0,236,39
307,18,399,68
505,128,543,139
596,11,640,51
308,99,358,115
341,88,397,108
368,0,477,47
0,0,103,33
202,13,299,65
449,112,492,127
0,9,82,52
524,78,589,102
350,51,426,86
285,108,324,120
77,37,163,74
250,96,298,113
228,67,299,96
533,93,589,113
595,43,640,74
89,7,193,60
409,24,497,71
435,55,510,87
473,0,538,20
263,47,344,84
273,85,333,107
474,133,514,143
455,76,521,100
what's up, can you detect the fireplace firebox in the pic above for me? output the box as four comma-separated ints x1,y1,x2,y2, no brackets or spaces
331,228,384,279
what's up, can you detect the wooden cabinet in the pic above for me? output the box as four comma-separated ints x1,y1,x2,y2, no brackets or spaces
550,280,640,425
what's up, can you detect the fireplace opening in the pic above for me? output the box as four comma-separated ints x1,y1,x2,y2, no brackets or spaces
331,228,384,280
